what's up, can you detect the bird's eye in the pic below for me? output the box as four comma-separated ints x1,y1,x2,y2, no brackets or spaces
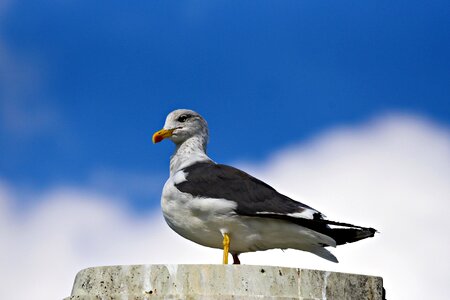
177,114,190,122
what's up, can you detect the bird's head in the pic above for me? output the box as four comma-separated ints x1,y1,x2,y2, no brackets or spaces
152,109,208,145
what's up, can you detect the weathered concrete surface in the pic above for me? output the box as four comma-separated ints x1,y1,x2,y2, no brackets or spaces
65,264,383,300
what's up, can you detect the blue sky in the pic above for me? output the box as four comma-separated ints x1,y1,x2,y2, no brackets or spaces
1,2,450,299
1,0,449,211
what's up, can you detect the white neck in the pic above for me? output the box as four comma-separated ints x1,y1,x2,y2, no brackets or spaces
170,135,212,176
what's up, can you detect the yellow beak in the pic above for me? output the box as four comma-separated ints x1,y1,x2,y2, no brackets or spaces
152,128,175,143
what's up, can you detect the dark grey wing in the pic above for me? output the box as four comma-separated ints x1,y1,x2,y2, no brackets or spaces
175,161,377,245
175,161,322,220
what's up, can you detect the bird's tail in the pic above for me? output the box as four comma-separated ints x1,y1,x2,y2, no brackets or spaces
291,217,377,246
323,220,377,245
254,212,377,246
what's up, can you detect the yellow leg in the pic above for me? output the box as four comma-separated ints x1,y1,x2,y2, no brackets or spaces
222,233,230,264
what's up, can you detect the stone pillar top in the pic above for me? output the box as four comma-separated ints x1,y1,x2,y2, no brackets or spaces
66,264,384,300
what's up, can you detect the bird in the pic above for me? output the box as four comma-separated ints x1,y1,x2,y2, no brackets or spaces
152,109,376,264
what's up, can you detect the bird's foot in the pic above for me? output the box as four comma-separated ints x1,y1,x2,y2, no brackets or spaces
222,233,230,264
232,253,241,264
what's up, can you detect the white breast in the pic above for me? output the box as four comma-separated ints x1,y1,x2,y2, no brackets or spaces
161,171,238,249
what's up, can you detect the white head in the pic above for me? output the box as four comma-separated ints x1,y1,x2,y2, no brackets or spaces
152,109,209,146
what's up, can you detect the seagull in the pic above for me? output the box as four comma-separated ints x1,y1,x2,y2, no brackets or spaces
153,109,376,264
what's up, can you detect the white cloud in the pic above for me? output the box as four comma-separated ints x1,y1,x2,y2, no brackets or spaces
0,184,217,300
0,113,449,299
237,114,450,299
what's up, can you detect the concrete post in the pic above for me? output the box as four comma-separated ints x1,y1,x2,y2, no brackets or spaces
65,264,384,299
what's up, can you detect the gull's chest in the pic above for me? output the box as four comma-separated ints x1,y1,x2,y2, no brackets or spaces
161,176,193,221
160,173,240,248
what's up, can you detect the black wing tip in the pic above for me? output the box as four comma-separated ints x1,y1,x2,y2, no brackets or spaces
322,222,378,245
364,227,378,237
325,219,377,231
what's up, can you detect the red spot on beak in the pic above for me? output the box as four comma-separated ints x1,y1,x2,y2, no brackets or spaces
152,128,174,144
